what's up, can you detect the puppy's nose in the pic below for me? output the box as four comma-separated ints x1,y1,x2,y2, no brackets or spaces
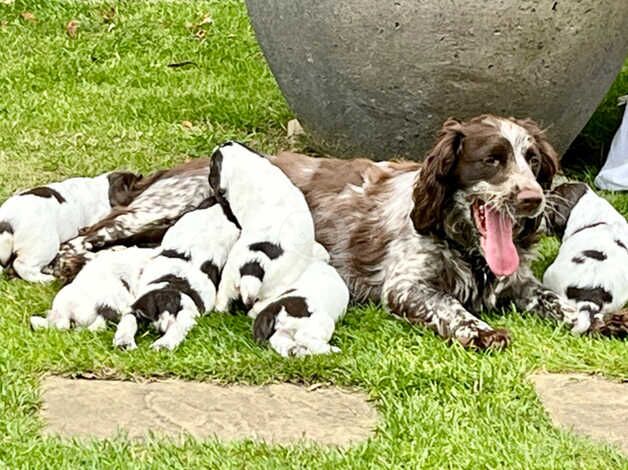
516,188,543,215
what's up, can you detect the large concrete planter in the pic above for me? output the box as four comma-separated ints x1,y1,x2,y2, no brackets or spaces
247,1,628,159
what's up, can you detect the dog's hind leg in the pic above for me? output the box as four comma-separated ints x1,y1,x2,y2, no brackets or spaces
12,237,58,283
215,243,247,312
87,315,107,332
292,315,338,356
268,329,298,357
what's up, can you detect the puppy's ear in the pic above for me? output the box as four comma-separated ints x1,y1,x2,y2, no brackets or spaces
545,182,589,238
209,148,224,197
107,171,144,207
410,118,463,234
515,118,559,190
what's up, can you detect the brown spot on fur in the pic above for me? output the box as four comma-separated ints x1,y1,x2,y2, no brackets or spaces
0,221,13,234
252,295,312,341
21,186,66,203
566,286,613,308
581,250,606,261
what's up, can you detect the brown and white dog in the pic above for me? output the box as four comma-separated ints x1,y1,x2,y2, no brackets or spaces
48,115,591,348
270,115,586,348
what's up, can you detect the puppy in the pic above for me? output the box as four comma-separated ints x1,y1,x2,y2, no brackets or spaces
113,199,237,350
30,247,155,331
209,141,317,310
250,259,349,357
158,196,241,290
113,255,216,351
544,182,628,332
0,171,141,282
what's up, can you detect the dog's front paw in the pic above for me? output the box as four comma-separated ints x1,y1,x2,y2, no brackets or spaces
113,333,137,350
456,328,511,351
151,336,178,351
590,309,628,338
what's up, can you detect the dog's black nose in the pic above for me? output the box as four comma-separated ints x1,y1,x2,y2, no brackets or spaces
516,188,543,215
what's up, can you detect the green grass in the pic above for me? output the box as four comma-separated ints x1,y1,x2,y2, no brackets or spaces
0,1,627,468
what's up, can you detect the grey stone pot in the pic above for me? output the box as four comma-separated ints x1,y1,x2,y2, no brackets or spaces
246,0,628,159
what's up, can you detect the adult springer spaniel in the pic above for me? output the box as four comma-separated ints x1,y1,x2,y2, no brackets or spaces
270,115,586,349
47,115,593,349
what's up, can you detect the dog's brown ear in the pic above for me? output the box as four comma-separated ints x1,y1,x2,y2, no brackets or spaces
410,118,463,234
107,171,143,207
515,118,559,190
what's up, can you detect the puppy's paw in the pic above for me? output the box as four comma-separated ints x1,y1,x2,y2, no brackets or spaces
30,316,48,330
113,333,137,351
563,304,591,335
214,294,231,313
151,336,178,351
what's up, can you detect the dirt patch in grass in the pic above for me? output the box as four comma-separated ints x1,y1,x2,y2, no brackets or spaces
41,376,378,446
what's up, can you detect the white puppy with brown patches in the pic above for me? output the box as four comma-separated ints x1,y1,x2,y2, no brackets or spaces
30,247,155,331
209,141,318,311
249,254,349,357
113,198,238,350
0,171,141,282
544,182,628,333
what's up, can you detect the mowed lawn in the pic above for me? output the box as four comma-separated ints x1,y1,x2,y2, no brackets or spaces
0,1,627,468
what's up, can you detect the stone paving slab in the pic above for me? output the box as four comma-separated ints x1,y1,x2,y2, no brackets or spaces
531,373,628,454
40,376,377,446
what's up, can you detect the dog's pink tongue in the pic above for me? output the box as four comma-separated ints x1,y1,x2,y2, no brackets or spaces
480,207,519,276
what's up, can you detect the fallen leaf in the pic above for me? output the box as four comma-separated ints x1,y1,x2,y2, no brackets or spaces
66,19,79,38
287,119,305,139
20,11,36,23
194,29,206,40
181,120,194,129
102,6,115,23
0,0,15,5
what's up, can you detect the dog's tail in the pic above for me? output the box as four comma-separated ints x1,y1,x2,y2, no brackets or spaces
0,221,15,271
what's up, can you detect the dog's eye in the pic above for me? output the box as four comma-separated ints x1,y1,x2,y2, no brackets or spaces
484,155,501,167
526,151,541,172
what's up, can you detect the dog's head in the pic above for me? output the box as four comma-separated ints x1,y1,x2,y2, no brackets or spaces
410,115,559,276
107,171,144,207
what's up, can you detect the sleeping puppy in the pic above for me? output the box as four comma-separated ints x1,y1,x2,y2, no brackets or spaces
544,182,628,335
250,258,349,357
0,171,142,282
30,247,155,331
113,200,237,350
113,255,216,351
158,196,241,290
209,141,317,310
